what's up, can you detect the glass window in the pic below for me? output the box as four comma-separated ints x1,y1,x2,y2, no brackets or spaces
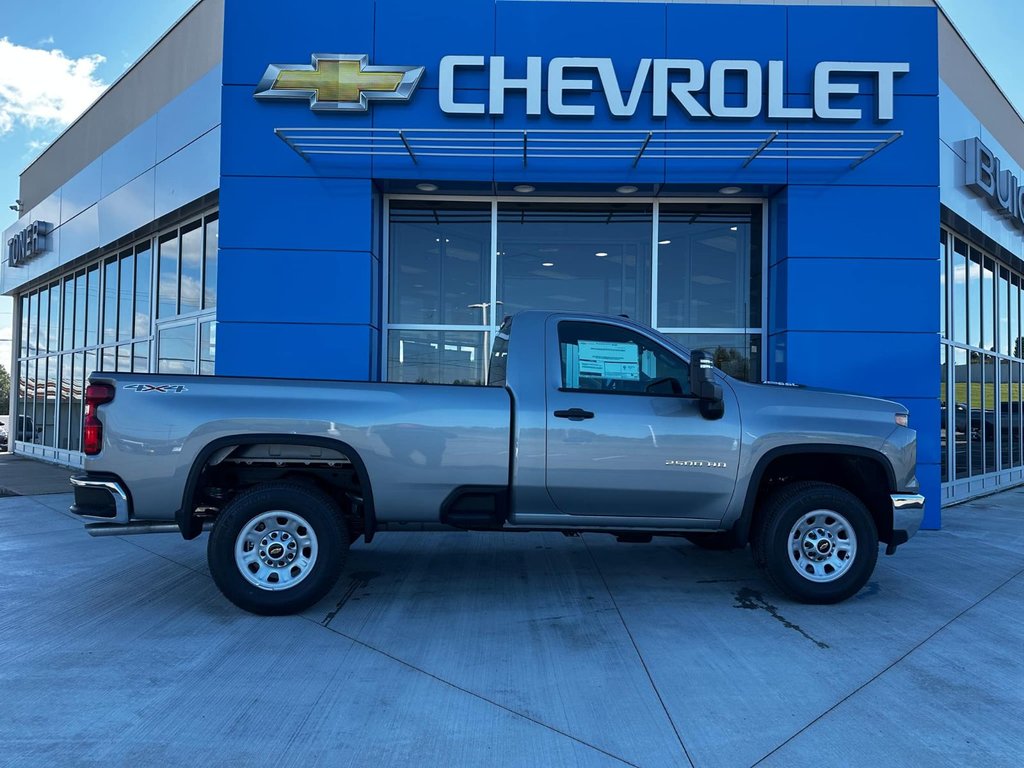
558,320,690,395
103,257,118,344
1012,276,1021,359
19,295,28,358
74,271,86,349
17,364,28,442
204,216,218,310
44,356,58,448
86,350,99,385
968,247,981,348
954,348,968,479
487,321,511,388
939,231,946,339
940,345,948,483
38,288,49,356
48,284,59,357
180,221,203,315
117,345,132,373
1001,358,1011,470
158,233,179,319
998,269,1010,356
497,203,652,323
102,347,115,373
62,277,74,352
982,258,994,352
658,204,761,329
58,355,70,450
664,332,760,382
28,291,39,357
387,330,487,385
199,321,216,375
389,201,491,325
157,325,197,375
32,359,43,444
135,243,151,338
1018,362,1024,468
86,265,100,347
132,341,150,374
69,352,83,452
118,250,135,343
982,354,995,472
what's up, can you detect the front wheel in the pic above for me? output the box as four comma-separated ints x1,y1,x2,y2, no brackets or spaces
208,482,349,615
752,482,878,604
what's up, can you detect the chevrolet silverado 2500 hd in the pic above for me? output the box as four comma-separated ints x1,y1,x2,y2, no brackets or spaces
70,311,925,614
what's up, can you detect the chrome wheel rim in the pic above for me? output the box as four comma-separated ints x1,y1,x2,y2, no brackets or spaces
787,509,857,583
235,511,318,591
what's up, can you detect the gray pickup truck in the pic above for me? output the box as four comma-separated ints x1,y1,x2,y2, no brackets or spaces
70,311,925,615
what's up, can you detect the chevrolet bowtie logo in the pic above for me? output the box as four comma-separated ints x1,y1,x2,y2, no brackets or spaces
255,54,424,112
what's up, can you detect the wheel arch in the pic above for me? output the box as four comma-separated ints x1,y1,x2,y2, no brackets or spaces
177,434,377,542
734,445,896,547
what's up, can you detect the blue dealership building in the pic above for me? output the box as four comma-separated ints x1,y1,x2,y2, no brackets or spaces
5,0,1024,528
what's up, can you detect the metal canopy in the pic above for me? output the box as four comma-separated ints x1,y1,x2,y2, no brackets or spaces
273,127,903,169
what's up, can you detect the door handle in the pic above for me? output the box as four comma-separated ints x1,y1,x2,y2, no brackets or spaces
553,408,595,421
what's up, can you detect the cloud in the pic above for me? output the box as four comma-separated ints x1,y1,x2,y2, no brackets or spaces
38,35,55,47
0,37,107,136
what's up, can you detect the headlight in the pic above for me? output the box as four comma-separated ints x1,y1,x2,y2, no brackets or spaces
895,413,909,427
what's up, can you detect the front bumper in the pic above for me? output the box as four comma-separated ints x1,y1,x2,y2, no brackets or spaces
886,493,926,554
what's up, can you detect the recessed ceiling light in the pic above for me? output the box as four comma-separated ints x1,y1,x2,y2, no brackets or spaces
730,226,738,231
416,182,438,192
616,185,638,194
658,239,671,245
513,184,535,193
719,186,742,195
541,261,555,267
595,251,608,257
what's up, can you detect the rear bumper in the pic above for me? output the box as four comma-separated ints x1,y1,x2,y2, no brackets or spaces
70,475,130,524
886,493,926,553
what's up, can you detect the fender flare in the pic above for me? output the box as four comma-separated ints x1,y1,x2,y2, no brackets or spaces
730,444,897,544
176,434,376,541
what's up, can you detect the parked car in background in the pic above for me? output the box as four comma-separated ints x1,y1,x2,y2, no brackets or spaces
17,416,40,444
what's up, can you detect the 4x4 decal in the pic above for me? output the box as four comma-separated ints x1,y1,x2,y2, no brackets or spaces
122,384,188,393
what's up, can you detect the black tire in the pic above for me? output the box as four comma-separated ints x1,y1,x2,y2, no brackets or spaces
684,532,741,551
208,482,349,615
751,481,878,604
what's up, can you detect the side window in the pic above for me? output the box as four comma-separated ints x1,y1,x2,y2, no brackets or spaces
558,321,691,395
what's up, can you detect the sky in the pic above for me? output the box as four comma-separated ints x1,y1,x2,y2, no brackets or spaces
0,0,1022,372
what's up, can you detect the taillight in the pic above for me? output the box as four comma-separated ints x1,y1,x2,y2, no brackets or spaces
83,383,115,456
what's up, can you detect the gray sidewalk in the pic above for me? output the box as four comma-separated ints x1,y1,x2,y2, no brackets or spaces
0,482,1021,767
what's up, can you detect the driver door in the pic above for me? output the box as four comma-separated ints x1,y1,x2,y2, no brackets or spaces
545,319,740,520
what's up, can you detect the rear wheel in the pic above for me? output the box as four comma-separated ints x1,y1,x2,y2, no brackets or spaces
752,481,877,604
208,482,348,615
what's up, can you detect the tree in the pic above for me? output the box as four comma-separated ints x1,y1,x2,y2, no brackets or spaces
0,364,9,416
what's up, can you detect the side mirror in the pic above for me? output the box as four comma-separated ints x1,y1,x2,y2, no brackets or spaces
690,350,725,420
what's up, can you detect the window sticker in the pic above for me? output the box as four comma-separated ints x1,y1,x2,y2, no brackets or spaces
578,340,640,381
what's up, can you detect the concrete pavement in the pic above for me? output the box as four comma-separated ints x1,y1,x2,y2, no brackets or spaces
1,486,1022,767
0,453,75,496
